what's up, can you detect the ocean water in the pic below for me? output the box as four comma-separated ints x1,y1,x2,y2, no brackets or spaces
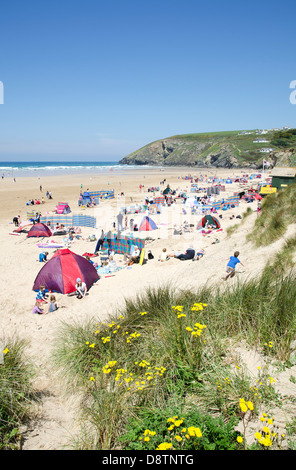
0,161,143,177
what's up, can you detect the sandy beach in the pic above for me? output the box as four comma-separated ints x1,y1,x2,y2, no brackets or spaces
1,165,296,449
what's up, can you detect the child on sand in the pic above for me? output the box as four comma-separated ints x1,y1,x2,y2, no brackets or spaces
48,294,66,312
159,248,169,262
36,285,48,303
223,251,245,280
32,301,46,315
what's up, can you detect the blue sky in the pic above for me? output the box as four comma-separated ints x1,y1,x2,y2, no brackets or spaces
0,0,295,161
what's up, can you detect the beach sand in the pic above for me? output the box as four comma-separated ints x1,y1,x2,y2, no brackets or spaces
1,166,296,449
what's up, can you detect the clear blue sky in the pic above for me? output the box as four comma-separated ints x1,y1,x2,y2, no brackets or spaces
0,0,295,161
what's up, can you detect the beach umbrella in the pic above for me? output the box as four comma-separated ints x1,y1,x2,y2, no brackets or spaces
27,223,52,238
32,248,99,294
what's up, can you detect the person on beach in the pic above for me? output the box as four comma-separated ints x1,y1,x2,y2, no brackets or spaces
95,230,105,253
223,251,245,280
75,278,87,299
48,294,66,312
159,248,169,262
124,246,140,265
13,215,20,226
39,251,49,263
32,301,47,315
169,247,195,260
117,212,123,232
36,285,48,303
193,249,205,261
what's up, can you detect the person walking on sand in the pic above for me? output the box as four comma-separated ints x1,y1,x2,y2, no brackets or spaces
223,251,245,280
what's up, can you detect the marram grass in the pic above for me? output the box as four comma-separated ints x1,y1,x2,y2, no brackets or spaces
51,269,296,449
0,338,37,449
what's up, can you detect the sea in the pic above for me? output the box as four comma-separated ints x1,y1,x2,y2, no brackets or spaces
0,161,152,178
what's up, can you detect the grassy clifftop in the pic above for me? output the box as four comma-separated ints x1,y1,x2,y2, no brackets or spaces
119,128,296,168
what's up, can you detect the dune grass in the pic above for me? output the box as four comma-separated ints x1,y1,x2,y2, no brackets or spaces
0,338,36,449
51,265,296,450
247,182,296,247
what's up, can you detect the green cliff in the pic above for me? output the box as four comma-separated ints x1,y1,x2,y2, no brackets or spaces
119,129,296,169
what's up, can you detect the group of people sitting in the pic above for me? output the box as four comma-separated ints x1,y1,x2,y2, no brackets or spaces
33,286,67,314
26,198,45,205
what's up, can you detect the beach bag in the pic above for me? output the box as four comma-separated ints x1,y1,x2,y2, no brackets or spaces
148,250,154,260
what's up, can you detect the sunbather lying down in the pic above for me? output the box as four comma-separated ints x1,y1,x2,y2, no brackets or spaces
193,249,205,260
168,247,195,260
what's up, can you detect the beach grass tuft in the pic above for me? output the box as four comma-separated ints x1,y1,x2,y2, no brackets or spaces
0,338,37,449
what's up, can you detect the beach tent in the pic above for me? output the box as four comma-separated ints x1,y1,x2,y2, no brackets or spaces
196,215,221,230
139,216,158,231
27,223,52,238
225,179,232,184
33,248,99,294
56,202,71,214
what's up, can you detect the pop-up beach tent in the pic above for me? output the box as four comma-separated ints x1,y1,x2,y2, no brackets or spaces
33,248,99,294
139,216,158,231
56,202,71,214
196,214,221,230
27,223,52,238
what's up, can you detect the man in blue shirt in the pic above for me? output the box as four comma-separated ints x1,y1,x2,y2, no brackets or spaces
223,251,245,280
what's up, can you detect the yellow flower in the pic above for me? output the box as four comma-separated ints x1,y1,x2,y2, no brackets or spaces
156,443,174,450
175,435,182,442
101,336,110,343
237,436,243,443
187,426,202,438
247,401,254,411
239,401,248,413
261,437,272,447
144,437,150,442
3,348,9,355
174,419,183,427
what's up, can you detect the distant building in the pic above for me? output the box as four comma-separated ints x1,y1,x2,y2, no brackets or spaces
253,138,269,143
256,130,269,135
259,148,275,153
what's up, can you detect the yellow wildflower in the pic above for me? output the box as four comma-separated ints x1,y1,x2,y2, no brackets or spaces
156,443,174,450
187,426,202,438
